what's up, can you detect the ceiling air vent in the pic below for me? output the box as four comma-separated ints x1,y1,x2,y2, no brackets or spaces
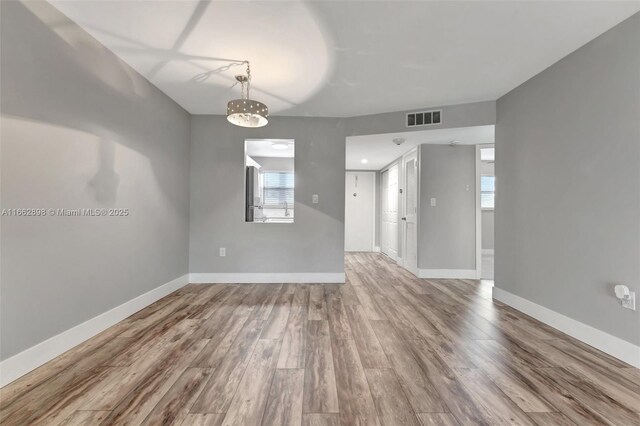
406,110,442,128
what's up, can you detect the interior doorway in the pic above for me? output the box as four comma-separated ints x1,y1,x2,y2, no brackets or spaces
345,171,375,252
479,144,495,279
401,149,418,275
381,163,399,261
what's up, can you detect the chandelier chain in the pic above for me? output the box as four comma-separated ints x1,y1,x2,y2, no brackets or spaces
246,62,251,99
216,60,252,99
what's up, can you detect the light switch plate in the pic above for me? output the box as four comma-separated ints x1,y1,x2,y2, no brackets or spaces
430,198,436,207
312,194,319,204
219,247,226,257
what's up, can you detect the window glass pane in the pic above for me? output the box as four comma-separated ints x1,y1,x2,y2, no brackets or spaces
481,175,495,209
481,193,495,209
480,148,495,161
481,175,495,192
262,171,294,205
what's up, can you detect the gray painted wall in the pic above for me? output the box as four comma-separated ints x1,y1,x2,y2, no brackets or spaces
495,13,640,345
0,1,191,360
418,145,477,270
189,116,345,273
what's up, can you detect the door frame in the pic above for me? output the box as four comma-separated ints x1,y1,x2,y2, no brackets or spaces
400,147,419,276
345,171,376,252
475,145,482,279
380,161,400,262
476,143,495,279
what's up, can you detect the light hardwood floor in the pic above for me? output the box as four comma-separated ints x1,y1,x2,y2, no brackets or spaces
1,253,639,425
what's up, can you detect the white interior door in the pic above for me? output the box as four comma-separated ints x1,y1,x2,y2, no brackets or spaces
381,164,399,260
401,150,418,275
345,172,375,252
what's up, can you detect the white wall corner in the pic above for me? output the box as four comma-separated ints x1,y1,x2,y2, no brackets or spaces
418,269,478,279
492,287,640,368
0,273,189,387
373,246,381,253
189,272,346,284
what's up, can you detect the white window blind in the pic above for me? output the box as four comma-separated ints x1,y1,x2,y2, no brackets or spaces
481,175,495,209
263,171,294,206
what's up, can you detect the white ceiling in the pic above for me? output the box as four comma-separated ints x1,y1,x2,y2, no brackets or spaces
346,125,495,170
50,1,640,117
246,139,294,158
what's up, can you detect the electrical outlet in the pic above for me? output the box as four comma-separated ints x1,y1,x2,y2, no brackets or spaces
622,291,636,311
219,247,226,257
312,194,319,204
430,198,436,207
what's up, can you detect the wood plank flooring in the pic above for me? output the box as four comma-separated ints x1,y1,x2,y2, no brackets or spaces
2,253,639,425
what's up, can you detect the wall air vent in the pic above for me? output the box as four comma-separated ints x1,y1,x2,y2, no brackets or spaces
406,110,442,128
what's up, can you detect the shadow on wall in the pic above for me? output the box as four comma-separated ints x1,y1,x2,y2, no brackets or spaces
90,138,120,205
1,1,189,210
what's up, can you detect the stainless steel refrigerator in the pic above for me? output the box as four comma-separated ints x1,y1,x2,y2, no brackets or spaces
245,166,259,222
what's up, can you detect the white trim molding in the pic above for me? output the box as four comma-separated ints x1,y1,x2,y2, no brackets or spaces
373,246,381,253
383,252,401,264
475,144,483,280
493,287,640,368
0,274,189,387
190,272,346,284
482,249,495,255
418,269,477,279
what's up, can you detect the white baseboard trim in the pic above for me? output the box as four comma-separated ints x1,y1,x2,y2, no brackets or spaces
493,287,640,368
382,252,400,264
373,246,381,253
189,272,346,284
0,273,189,387
482,249,495,255
418,269,477,279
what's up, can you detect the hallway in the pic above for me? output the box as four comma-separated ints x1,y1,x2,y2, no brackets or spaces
1,253,638,425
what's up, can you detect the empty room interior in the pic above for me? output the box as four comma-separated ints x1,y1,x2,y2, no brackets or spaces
1,1,640,425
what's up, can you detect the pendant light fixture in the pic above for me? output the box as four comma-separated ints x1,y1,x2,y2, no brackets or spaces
227,61,269,128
